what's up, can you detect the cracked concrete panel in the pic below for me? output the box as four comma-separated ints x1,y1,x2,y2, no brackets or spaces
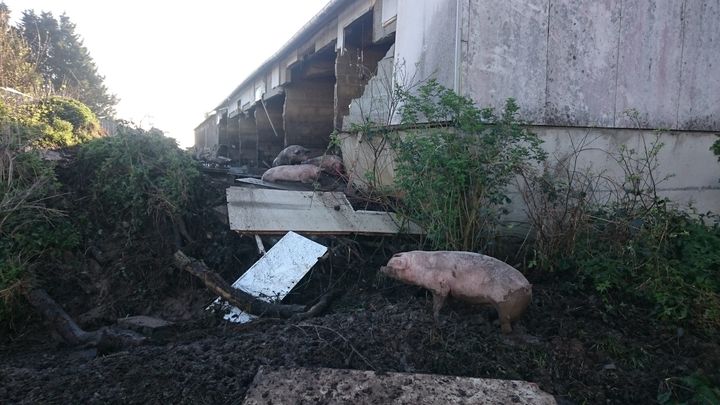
677,0,720,131
546,0,621,126
615,0,683,129
464,0,549,124
243,366,557,405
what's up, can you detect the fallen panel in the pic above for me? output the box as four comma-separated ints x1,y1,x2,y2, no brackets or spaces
235,177,311,190
242,366,557,405
212,231,327,323
226,187,423,235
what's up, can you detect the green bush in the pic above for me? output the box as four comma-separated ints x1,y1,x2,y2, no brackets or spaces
76,124,199,234
0,100,78,321
522,133,720,332
576,206,720,331
391,80,546,252
30,97,102,147
658,371,720,405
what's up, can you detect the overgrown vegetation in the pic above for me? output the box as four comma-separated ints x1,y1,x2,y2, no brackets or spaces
0,99,81,321
76,124,199,235
520,132,720,332
658,371,720,405
390,79,546,252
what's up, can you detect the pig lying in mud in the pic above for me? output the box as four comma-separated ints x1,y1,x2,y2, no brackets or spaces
272,145,311,167
261,164,321,184
302,155,345,177
380,251,532,333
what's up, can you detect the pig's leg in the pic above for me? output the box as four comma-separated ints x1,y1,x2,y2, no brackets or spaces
431,292,447,324
495,303,513,334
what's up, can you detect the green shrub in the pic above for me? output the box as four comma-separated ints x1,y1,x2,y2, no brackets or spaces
76,124,199,234
658,371,720,405
391,79,546,252
522,133,720,332
2,96,101,148
0,101,78,321
577,206,720,331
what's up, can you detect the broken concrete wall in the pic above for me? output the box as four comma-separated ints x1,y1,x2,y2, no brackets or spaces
342,45,396,130
223,116,241,160
335,42,393,129
237,113,258,164
283,79,335,150
254,96,285,166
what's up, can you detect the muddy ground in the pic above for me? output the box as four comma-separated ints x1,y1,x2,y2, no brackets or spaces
1,173,718,404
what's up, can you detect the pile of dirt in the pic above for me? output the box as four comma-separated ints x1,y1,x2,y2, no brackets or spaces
1,158,718,404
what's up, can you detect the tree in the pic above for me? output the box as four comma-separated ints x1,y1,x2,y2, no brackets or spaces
0,3,41,93
19,9,117,117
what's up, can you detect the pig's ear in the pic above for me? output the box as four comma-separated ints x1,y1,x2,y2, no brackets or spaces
394,255,408,269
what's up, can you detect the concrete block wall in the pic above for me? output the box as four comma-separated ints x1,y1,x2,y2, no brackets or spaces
283,79,335,149
343,45,396,130
254,97,285,165
335,44,392,129
223,117,241,160
237,114,258,164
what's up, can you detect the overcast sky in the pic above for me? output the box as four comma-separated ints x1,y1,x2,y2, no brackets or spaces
4,0,331,147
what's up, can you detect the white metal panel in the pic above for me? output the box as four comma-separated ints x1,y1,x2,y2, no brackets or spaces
214,231,327,323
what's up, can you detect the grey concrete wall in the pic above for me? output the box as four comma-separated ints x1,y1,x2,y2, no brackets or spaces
339,128,720,216
223,117,241,160
237,114,258,164
503,127,720,221
194,116,218,152
283,79,335,149
459,0,720,131
255,98,285,166
395,0,458,92
335,44,393,129
343,45,396,130
464,0,549,124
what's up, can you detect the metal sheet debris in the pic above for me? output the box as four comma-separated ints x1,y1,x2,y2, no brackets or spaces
226,187,423,235
212,231,328,323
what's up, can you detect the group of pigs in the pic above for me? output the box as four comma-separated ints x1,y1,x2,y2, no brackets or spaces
261,145,345,184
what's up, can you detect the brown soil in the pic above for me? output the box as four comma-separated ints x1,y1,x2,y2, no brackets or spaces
1,171,718,405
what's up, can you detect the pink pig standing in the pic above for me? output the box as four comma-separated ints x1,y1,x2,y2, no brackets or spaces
261,164,321,183
380,251,532,333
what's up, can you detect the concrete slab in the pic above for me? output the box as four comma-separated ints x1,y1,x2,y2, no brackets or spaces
464,0,549,124
546,0,621,126
242,366,557,405
615,0,683,129
677,0,720,131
